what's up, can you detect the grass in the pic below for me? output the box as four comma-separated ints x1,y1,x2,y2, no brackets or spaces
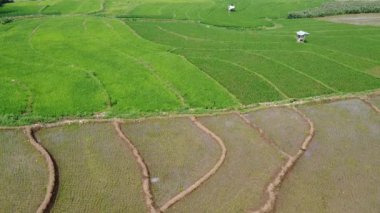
0,78,29,115
122,117,221,206
0,0,380,126
167,113,284,212
276,99,380,213
0,129,48,212
244,107,308,155
36,123,146,212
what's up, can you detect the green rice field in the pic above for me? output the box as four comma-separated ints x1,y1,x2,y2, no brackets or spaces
1,0,380,212
1,0,380,125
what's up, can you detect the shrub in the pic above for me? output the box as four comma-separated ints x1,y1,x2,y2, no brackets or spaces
1,17,13,24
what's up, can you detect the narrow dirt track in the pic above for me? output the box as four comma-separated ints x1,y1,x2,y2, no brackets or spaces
159,116,227,212
361,98,380,113
24,125,56,213
237,112,291,159
250,107,315,213
113,121,158,213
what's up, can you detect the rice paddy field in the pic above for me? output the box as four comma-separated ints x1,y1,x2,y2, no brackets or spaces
1,0,380,212
276,99,380,213
0,0,380,125
36,123,146,212
0,129,48,212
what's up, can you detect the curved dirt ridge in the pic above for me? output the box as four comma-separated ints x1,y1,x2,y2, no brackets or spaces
113,121,158,213
251,107,315,213
237,112,291,159
159,116,227,212
361,98,380,113
24,125,56,213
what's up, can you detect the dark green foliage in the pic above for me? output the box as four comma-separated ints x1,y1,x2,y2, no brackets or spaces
0,17,12,24
288,1,380,19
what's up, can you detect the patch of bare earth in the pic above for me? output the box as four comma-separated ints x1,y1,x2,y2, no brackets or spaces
319,13,380,26
276,99,380,213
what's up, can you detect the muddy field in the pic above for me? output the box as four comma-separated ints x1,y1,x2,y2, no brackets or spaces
320,14,380,26
276,99,380,213
0,95,379,212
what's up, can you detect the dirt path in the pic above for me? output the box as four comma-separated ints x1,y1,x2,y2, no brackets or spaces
361,98,380,113
113,121,158,213
250,107,315,213
237,112,291,159
24,125,57,213
159,116,227,212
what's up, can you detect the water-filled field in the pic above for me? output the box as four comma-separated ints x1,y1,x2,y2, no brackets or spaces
1,96,379,212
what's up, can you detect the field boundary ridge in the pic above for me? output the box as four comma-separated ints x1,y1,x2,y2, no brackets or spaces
24,125,57,213
158,116,227,211
113,121,158,213
250,107,315,213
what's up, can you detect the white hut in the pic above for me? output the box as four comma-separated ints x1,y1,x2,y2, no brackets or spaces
296,31,310,43
228,4,236,12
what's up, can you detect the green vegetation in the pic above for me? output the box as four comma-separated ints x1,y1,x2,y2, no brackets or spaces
288,1,380,19
277,99,380,212
122,117,220,206
168,114,284,212
0,129,48,212
36,123,146,212
0,0,380,125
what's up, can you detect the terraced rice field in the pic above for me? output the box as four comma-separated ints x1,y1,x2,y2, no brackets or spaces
1,0,380,125
1,0,380,212
0,94,379,212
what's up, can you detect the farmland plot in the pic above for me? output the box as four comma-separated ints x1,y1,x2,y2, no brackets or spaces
167,114,285,212
0,129,48,212
122,117,221,207
369,95,380,109
36,123,146,212
276,99,380,213
244,107,309,155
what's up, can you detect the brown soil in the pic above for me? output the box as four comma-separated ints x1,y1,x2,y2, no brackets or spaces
320,14,380,26
159,116,227,211
113,121,158,213
24,126,56,213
